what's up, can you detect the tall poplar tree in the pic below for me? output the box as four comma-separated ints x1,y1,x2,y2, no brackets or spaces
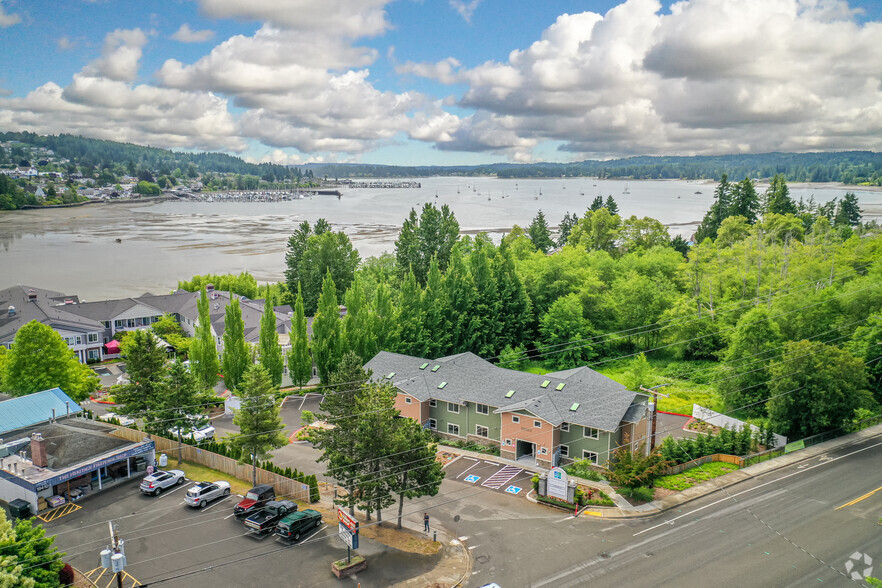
259,295,284,387
372,282,398,353
342,275,376,362
444,248,476,354
288,283,312,388
190,287,219,389
222,296,249,391
312,271,342,383
420,257,451,358
466,236,501,356
395,269,424,356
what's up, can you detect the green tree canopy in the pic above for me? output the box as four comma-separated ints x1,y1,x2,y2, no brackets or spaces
287,283,312,388
527,209,555,253
189,288,220,389
221,296,249,391
258,295,284,387
229,364,287,486
0,509,64,588
312,271,343,383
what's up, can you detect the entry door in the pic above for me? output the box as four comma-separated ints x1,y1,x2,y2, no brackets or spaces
516,439,535,459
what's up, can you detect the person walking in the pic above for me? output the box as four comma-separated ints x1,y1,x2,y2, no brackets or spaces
424,512,430,533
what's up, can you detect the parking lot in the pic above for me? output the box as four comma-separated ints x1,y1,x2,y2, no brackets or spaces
444,456,536,498
44,476,440,587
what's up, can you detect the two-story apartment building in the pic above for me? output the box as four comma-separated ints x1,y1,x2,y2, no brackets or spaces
365,351,650,469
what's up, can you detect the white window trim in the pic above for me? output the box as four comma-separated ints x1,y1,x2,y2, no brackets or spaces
428,418,437,430
534,420,542,428
447,423,460,436
512,415,520,424
583,426,599,439
560,444,569,457
504,438,512,446
476,403,489,415
475,424,489,438
560,422,569,432
448,402,460,414
539,447,547,455
582,450,598,464
429,399,437,407
404,397,412,404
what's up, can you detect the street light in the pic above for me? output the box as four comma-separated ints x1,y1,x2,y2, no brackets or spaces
640,384,670,452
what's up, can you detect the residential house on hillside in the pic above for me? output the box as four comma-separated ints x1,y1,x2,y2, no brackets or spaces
364,351,650,469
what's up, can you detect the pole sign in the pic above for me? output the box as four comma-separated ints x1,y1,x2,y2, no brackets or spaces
338,522,359,549
547,467,569,501
337,508,359,533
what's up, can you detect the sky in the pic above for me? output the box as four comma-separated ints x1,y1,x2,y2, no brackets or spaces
0,0,881,166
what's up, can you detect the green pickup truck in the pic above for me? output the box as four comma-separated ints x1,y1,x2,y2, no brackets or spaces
274,509,323,542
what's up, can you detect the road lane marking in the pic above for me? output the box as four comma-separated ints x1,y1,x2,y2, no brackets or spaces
634,440,882,536
835,485,882,510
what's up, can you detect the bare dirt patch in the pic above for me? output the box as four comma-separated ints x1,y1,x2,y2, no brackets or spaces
360,522,442,555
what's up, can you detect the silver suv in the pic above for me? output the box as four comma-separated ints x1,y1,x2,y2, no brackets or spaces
139,470,185,496
184,480,231,508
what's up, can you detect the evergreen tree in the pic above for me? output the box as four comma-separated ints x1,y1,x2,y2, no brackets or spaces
157,360,211,464
834,192,862,226
466,237,501,356
312,271,343,383
389,417,445,529
493,244,531,350
444,248,476,353
190,287,220,389
229,364,287,486
590,195,604,211
372,282,398,353
353,380,399,521
2,320,98,400
420,258,452,358
287,283,312,388
259,295,284,387
765,174,797,216
342,275,377,362
557,212,579,247
528,209,555,253
730,177,760,224
114,329,168,421
604,195,619,215
222,296,249,391
0,510,64,588
695,174,732,241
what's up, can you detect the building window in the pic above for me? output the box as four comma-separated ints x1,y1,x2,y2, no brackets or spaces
539,447,547,455
448,403,460,414
448,423,460,436
103,321,110,329
534,420,542,428
75,336,82,345
429,399,437,407
512,415,520,424
127,318,136,328
87,349,100,360
114,319,123,328
582,450,598,464
404,397,412,404
476,425,489,438
87,333,98,343
561,422,569,432
504,439,512,446
475,403,489,415
428,419,437,430
584,427,599,439
560,445,569,458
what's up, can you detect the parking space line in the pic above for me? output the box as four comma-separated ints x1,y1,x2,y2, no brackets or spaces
456,459,482,479
199,497,231,512
483,460,499,465
482,465,523,489
153,483,189,498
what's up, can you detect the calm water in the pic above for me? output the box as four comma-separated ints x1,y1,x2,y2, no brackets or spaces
1,177,879,300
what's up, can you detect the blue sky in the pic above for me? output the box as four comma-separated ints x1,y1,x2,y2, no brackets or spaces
1,0,881,165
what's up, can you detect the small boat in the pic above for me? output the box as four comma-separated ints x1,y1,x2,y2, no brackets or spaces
622,183,630,195
114,238,122,243
694,191,702,194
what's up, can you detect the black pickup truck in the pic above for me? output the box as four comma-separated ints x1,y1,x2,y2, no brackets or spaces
243,500,297,535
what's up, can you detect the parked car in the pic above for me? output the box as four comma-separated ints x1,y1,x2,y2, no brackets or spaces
234,484,276,518
139,470,185,496
98,412,135,426
184,481,231,508
168,424,215,442
274,509,323,542
244,500,297,535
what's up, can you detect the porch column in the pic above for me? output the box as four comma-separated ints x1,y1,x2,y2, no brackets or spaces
97,468,103,490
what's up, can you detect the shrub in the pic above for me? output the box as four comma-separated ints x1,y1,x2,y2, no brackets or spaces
59,563,75,585
564,458,602,481
619,486,654,502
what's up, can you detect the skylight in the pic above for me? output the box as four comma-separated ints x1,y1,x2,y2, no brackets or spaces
506,390,515,398
419,362,429,369
556,383,566,391
431,365,440,372
570,403,580,411
386,372,395,379
541,380,550,388
438,382,447,389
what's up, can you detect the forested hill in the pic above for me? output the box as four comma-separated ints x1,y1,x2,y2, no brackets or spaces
307,152,882,184
0,131,310,180
2,131,880,184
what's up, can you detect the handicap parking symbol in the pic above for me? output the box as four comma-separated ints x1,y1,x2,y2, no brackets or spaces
504,485,522,495
464,475,481,483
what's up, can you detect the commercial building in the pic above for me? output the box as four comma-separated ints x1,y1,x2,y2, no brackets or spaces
0,389,155,515
365,351,650,469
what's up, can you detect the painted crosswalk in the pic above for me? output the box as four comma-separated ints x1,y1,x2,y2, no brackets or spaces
481,465,523,489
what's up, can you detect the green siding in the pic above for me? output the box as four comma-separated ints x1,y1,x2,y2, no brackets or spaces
558,424,612,464
429,401,500,440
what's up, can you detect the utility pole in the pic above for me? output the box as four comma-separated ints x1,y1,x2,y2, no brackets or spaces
640,385,670,452
99,521,127,588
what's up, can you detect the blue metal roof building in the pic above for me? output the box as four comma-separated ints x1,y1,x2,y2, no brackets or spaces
0,388,82,435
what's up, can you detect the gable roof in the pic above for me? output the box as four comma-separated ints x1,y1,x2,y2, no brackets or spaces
365,351,643,432
0,285,101,343
0,388,83,435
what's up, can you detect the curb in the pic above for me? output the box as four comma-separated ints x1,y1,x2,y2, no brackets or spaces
89,396,117,405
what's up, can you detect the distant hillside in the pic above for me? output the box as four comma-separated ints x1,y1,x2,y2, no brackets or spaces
2,131,880,184
306,152,882,184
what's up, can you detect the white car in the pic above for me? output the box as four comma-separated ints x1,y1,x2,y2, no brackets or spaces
98,412,135,426
139,469,186,495
184,480,231,508
168,424,215,442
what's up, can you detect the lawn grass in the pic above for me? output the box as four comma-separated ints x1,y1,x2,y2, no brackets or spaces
174,460,254,496
654,461,739,492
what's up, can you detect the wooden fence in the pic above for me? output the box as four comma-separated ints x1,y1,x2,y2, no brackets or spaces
663,453,744,476
106,424,311,502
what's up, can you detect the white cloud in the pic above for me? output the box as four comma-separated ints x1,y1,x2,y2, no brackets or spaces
85,28,149,82
409,0,882,158
171,23,215,43
0,0,21,27
57,36,77,51
450,0,482,23
196,0,391,37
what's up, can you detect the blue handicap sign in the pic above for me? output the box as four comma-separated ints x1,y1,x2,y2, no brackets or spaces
464,475,481,483
504,485,522,495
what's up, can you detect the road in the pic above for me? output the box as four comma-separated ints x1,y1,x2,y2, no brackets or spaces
407,432,882,587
